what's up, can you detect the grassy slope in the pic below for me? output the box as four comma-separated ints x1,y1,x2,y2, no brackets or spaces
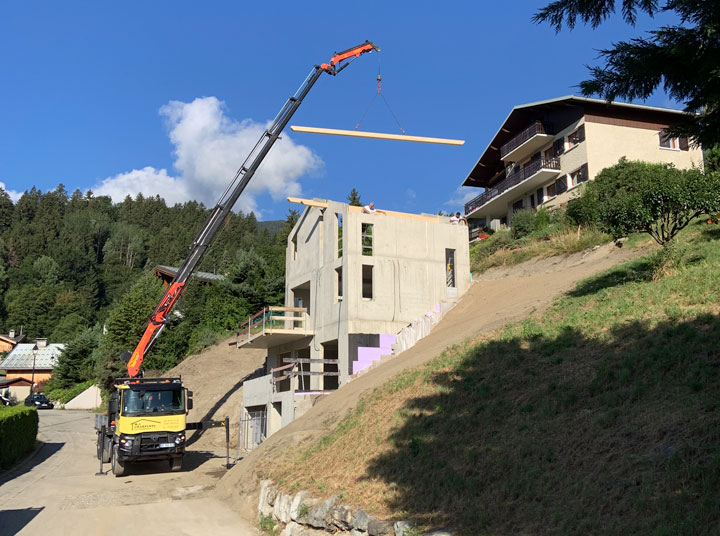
471,226,614,273
263,221,720,535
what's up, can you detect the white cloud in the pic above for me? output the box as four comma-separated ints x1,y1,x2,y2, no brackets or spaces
445,186,479,207
0,181,23,202
94,97,322,216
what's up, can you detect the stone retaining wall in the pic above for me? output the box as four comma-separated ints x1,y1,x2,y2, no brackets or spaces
257,480,453,536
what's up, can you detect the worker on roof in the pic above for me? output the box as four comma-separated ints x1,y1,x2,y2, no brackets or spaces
362,202,386,215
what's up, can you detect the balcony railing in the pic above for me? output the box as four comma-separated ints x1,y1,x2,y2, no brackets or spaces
235,306,310,346
465,157,560,214
500,121,554,160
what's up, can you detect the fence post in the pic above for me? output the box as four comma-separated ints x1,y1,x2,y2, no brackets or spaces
225,416,230,469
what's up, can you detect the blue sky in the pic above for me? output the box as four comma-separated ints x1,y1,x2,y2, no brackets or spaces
0,2,678,220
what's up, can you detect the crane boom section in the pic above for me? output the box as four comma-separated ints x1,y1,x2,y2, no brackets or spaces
125,41,379,377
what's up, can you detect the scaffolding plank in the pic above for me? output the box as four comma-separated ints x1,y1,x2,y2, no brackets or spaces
282,371,340,376
283,358,339,364
290,125,465,146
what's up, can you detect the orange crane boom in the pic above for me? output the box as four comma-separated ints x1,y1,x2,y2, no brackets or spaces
123,41,379,377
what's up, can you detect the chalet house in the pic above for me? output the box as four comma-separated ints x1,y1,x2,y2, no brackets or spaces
0,339,64,397
235,198,470,447
0,329,27,353
461,96,703,237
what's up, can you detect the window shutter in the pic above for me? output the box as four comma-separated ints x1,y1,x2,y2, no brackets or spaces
659,131,670,148
555,177,567,194
536,187,544,204
577,124,585,142
579,163,589,183
679,137,689,151
553,138,564,157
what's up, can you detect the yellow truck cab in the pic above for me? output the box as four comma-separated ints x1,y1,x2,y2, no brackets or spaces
95,377,193,477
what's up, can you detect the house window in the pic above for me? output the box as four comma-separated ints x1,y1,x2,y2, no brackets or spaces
362,265,373,299
536,187,544,205
512,199,524,212
569,164,589,187
659,132,689,151
546,182,556,198
543,147,554,161
361,223,373,256
337,213,343,258
335,266,343,302
530,194,535,208
445,249,456,288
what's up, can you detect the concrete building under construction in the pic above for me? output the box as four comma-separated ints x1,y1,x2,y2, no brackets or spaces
236,198,470,446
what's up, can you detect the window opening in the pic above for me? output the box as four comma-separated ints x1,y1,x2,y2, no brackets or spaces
362,265,373,299
445,249,456,288
362,223,373,256
335,266,343,302
546,182,556,198
336,213,343,258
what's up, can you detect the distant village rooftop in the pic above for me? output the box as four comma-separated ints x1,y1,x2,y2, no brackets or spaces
0,342,65,370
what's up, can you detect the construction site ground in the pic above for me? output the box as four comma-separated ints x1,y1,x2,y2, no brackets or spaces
0,242,644,535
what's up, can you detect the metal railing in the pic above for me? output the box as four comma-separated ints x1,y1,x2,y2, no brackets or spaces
235,306,310,346
500,121,554,159
465,157,560,214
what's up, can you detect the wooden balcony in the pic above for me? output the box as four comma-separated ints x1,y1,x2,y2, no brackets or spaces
465,157,560,217
234,306,313,349
500,121,555,163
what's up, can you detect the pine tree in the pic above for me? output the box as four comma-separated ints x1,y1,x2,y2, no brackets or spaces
347,188,362,206
533,0,720,146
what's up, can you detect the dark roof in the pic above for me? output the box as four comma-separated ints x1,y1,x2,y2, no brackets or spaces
462,95,690,188
154,265,225,283
0,377,32,387
0,333,27,344
0,344,64,370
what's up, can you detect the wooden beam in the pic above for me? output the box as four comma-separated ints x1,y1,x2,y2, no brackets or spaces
287,196,328,208
283,358,339,364
290,125,464,146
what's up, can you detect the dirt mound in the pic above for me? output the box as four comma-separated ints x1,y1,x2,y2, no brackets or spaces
214,242,645,520
167,339,265,452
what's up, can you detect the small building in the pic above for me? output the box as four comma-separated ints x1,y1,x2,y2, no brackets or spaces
0,339,64,389
0,329,27,354
461,95,704,237
236,198,470,447
0,377,34,402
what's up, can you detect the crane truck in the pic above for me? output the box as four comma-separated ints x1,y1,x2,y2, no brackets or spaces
95,41,380,476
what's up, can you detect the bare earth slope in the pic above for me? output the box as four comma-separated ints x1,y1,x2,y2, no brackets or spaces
215,242,644,519
167,342,266,451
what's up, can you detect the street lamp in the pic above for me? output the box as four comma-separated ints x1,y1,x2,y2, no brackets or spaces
31,343,38,394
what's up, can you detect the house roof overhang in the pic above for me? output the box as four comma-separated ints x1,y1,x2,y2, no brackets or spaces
461,95,692,189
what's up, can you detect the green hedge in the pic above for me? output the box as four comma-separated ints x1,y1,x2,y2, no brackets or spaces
0,406,39,468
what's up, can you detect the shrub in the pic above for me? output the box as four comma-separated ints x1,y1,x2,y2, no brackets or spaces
45,379,94,405
0,406,38,468
566,185,600,226
534,207,551,231
511,209,536,239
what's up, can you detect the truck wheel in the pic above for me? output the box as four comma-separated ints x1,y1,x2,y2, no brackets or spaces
169,456,183,472
111,445,126,477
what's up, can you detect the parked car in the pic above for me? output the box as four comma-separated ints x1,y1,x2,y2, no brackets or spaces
0,393,14,406
24,393,54,409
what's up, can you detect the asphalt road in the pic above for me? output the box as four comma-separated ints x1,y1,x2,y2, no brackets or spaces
0,409,257,536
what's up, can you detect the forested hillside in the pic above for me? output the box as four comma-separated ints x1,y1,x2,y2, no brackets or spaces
0,185,294,392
